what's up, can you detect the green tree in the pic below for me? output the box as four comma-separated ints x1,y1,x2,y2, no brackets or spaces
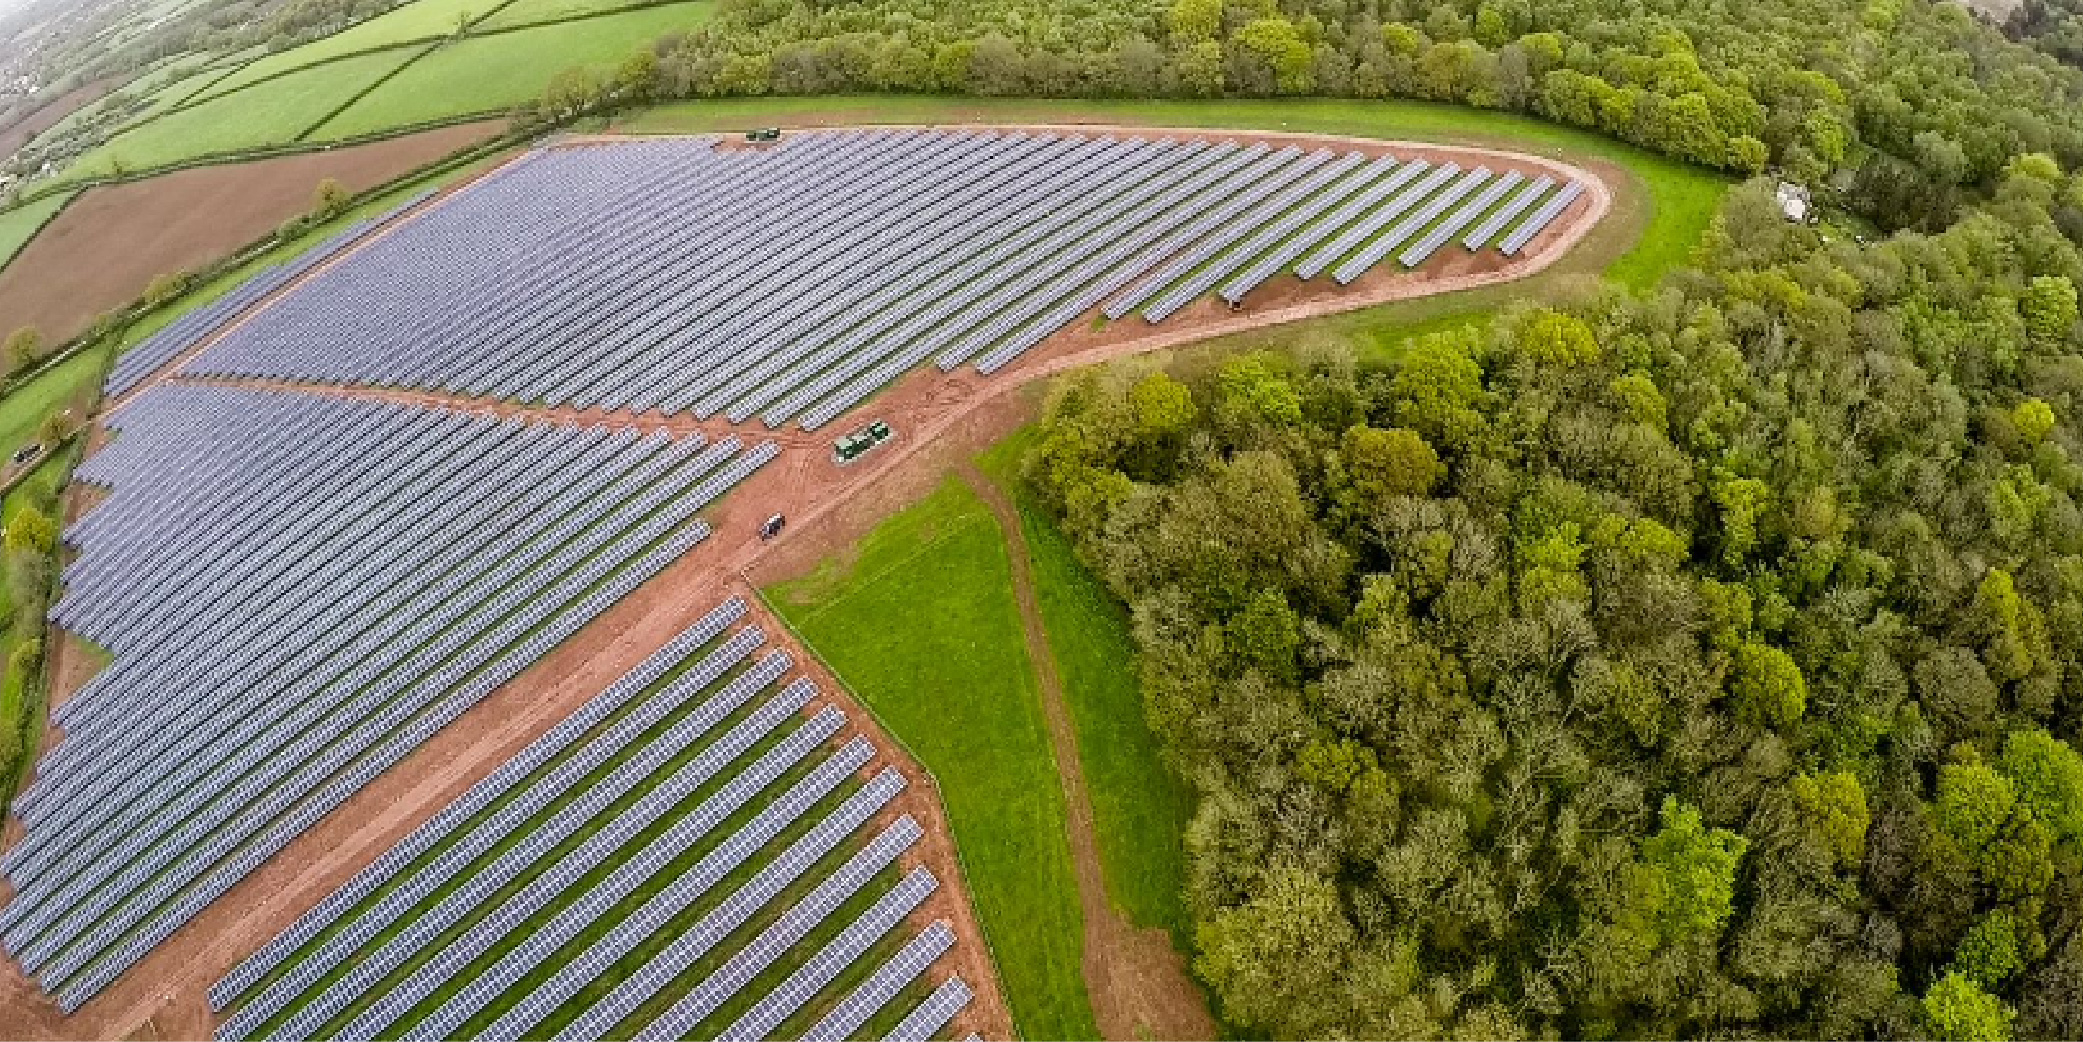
4,505,55,555
1167,0,1220,44
2012,397,2056,445
1924,972,2015,1041
311,177,349,218
1639,796,1749,942
1234,17,1314,93
1789,771,1868,864
2022,275,2078,352
1999,729,2083,845
1731,641,1806,729
1194,865,1355,1034
1954,909,2024,987
3,326,40,372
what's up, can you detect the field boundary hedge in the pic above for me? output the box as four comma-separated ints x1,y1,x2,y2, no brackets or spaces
296,41,445,142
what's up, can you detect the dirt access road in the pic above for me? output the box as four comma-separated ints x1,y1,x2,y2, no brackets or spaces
2,124,1609,1040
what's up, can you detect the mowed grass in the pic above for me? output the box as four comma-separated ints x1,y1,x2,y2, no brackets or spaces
64,47,425,178
198,0,508,102
979,432,1196,942
313,2,714,140
475,0,666,31
0,191,73,271
766,478,1098,1041
0,351,102,460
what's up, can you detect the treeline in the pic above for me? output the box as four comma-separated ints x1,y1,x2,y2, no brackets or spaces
1024,164,2083,1040
526,0,2083,231
2009,0,2083,69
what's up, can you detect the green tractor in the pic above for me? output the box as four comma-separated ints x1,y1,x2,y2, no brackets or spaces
833,420,893,464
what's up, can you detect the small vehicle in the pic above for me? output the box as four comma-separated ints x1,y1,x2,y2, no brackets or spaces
760,514,786,540
833,420,893,464
12,443,39,465
745,127,782,143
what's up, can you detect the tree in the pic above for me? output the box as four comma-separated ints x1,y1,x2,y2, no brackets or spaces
1172,39,1225,96
1790,771,1869,865
4,504,55,555
1637,796,1749,942
1338,426,1444,513
142,271,191,308
1194,865,1356,1035
1167,0,1220,44
1389,330,1487,449
2013,397,2057,444
2023,275,2078,352
2000,729,2083,845
3,326,40,372
311,177,349,218
1233,17,1314,94
1925,972,2016,1041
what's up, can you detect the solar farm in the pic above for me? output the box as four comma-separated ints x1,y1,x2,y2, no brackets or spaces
0,123,1600,1039
165,128,1592,420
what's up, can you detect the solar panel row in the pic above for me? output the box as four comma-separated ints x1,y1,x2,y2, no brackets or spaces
176,131,1582,423
0,387,774,1008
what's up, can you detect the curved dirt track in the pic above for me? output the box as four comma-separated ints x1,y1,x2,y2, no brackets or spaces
1,122,1612,1040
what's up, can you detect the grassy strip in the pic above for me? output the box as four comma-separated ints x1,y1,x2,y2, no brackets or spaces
767,478,1098,1041
294,41,445,141
978,431,1196,943
195,0,525,103
0,190,76,276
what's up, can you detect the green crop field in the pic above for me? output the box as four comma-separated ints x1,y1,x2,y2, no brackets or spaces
0,191,73,272
313,2,714,140
197,0,507,102
63,47,426,179
768,478,1099,1041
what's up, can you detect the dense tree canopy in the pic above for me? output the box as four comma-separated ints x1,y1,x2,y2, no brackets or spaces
1023,164,2083,1037
594,0,2083,231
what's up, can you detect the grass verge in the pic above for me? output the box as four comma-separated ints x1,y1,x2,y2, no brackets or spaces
766,478,1098,1041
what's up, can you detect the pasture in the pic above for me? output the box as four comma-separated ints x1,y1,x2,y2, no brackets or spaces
312,1,717,139
65,48,426,178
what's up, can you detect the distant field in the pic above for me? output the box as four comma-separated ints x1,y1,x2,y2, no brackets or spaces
65,47,427,178
769,479,1099,1041
197,0,504,102
0,350,101,462
475,0,668,30
313,1,713,139
0,191,72,273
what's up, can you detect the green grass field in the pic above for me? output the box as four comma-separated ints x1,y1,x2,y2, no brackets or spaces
0,351,101,461
0,191,72,273
197,0,509,102
977,432,1196,942
767,479,1098,1041
63,47,426,178
313,2,714,139
475,0,665,31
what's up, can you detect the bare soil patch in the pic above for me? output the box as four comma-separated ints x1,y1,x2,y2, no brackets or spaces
0,120,501,346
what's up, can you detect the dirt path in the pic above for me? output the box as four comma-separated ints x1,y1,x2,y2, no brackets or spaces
954,462,1216,1042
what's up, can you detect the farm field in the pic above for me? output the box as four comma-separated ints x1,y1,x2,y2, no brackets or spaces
0,78,122,160
0,191,72,272
62,47,427,179
476,0,682,30
196,0,504,101
0,350,101,461
0,120,501,348
769,478,1097,1041
312,1,717,139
